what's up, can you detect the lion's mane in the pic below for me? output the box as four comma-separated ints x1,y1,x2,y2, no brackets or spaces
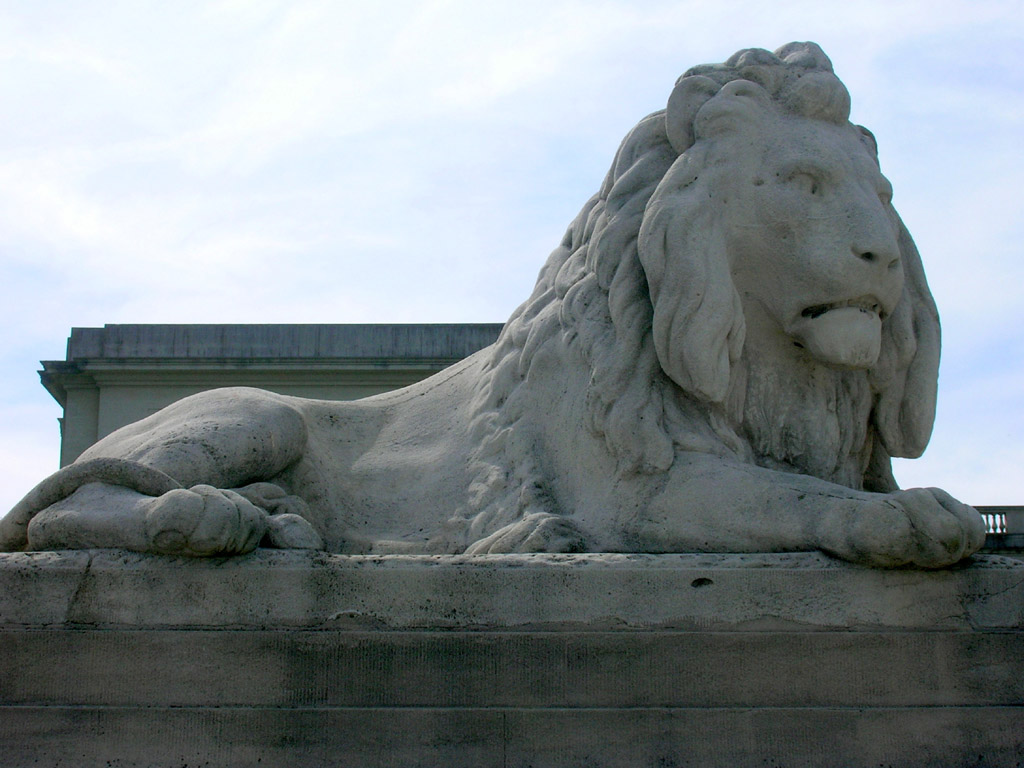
451,43,940,548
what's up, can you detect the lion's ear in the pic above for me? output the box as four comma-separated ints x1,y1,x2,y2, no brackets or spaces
638,161,746,404
871,213,940,458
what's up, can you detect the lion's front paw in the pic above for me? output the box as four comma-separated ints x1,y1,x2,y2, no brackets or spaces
827,487,986,568
145,485,269,556
465,512,587,554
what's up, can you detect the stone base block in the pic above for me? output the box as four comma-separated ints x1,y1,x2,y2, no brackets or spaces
2,550,1023,767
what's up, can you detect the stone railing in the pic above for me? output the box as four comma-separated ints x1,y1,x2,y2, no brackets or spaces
978,506,1024,553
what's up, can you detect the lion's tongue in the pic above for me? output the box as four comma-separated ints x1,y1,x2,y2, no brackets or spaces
792,306,881,369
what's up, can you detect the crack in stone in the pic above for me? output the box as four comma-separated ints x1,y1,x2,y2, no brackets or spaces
65,550,94,624
972,575,1024,600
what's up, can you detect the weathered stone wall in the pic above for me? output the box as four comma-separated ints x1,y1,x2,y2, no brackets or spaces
2,550,1022,767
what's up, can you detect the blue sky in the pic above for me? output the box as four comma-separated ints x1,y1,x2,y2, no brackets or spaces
1,0,1021,513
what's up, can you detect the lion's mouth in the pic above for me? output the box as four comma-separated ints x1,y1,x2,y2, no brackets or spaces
800,296,884,321
790,295,885,369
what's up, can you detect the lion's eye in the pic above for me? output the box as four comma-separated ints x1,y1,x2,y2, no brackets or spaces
786,171,822,196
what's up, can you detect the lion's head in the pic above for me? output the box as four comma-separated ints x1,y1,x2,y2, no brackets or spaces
461,43,940,540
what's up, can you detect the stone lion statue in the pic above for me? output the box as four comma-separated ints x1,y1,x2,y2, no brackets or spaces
1,42,985,568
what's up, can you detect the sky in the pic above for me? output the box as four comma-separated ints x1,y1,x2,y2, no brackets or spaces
0,0,1021,514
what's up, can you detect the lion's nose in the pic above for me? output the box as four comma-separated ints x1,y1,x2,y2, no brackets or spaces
856,249,900,271
849,200,901,273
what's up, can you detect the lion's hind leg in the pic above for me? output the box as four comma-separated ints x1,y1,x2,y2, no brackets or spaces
2,458,322,555
1,458,267,555
77,387,309,491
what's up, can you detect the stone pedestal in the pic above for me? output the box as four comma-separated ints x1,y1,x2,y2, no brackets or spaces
1,550,1022,767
